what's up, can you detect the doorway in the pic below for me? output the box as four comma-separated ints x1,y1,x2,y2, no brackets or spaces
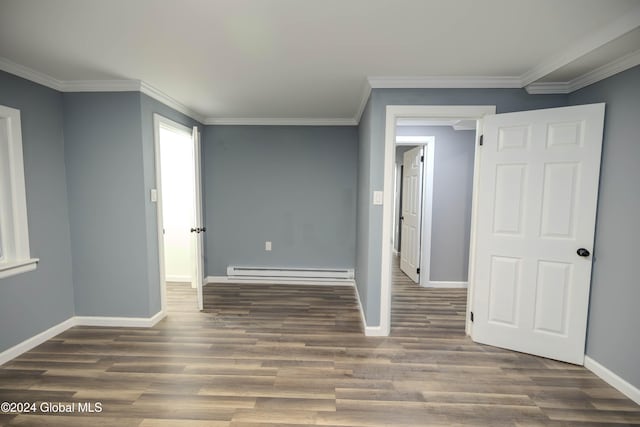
153,114,205,314
381,104,605,365
381,106,493,339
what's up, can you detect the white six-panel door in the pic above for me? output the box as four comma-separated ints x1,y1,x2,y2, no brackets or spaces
400,146,424,283
472,103,605,364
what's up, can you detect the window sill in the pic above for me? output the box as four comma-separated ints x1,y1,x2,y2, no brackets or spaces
0,258,39,279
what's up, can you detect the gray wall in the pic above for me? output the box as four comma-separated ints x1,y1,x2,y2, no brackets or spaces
0,71,75,352
356,97,374,314
63,92,152,316
64,93,202,317
395,126,476,282
203,125,358,276
357,88,568,325
568,65,640,389
140,94,202,314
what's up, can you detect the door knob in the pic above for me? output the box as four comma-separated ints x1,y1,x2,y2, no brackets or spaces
190,228,198,233
577,248,590,257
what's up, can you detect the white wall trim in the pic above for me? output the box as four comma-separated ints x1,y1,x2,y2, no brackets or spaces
0,259,39,279
0,311,166,366
0,56,204,123
526,48,640,95
525,82,572,95
74,311,166,328
418,140,435,289
202,117,357,126
427,281,468,288
205,275,355,287
368,76,522,89
584,356,640,405
381,106,496,337
59,79,142,92
395,135,435,144
354,81,373,123
520,4,640,86
140,81,205,123
352,281,387,336
568,48,640,92
0,317,76,366
0,57,64,91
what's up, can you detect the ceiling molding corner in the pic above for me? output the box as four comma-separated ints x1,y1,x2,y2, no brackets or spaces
367,75,522,89
139,81,205,123
520,4,640,86
203,117,357,126
525,82,571,94
353,80,372,124
0,56,63,91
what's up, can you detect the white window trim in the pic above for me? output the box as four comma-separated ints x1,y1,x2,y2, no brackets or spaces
0,104,38,279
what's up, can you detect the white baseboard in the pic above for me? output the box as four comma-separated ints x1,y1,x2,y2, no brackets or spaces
352,281,390,337
0,311,167,366
74,310,166,328
205,275,355,287
425,281,468,288
584,356,640,405
0,317,76,366
166,275,191,283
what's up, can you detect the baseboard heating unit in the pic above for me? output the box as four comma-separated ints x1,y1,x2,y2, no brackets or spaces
226,266,354,282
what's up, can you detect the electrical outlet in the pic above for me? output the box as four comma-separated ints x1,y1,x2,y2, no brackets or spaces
265,241,272,251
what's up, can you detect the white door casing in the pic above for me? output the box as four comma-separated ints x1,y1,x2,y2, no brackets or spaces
400,146,423,283
191,126,205,311
472,103,605,364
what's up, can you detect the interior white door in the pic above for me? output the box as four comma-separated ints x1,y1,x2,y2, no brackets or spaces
400,146,423,283
472,103,605,364
190,126,205,311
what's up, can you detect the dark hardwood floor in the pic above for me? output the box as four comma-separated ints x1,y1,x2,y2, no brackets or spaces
0,266,638,426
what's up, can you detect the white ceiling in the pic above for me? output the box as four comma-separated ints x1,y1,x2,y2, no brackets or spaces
0,0,639,123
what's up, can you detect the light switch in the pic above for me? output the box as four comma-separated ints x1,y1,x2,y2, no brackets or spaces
265,241,272,251
150,189,158,202
373,191,383,205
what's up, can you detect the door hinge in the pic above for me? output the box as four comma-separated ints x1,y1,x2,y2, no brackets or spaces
470,311,474,322
420,155,424,162
479,135,484,146
417,267,420,274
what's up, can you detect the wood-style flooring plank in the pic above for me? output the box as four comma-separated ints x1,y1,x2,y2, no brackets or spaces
0,268,638,426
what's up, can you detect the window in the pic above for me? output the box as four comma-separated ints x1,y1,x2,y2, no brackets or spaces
0,104,37,279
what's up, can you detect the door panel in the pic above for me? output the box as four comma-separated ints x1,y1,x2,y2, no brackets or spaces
399,146,423,283
191,127,204,311
472,103,605,365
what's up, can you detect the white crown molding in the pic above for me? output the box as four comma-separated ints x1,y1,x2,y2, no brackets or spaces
525,81,571,94
0,57,63,91
0,56,204,123
140,81,205,123
354,80,372,123
367,76,522,89
526,48,640,94
520,4,640,86
60,79,142,92
568,48,640,92
203,117,357,126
